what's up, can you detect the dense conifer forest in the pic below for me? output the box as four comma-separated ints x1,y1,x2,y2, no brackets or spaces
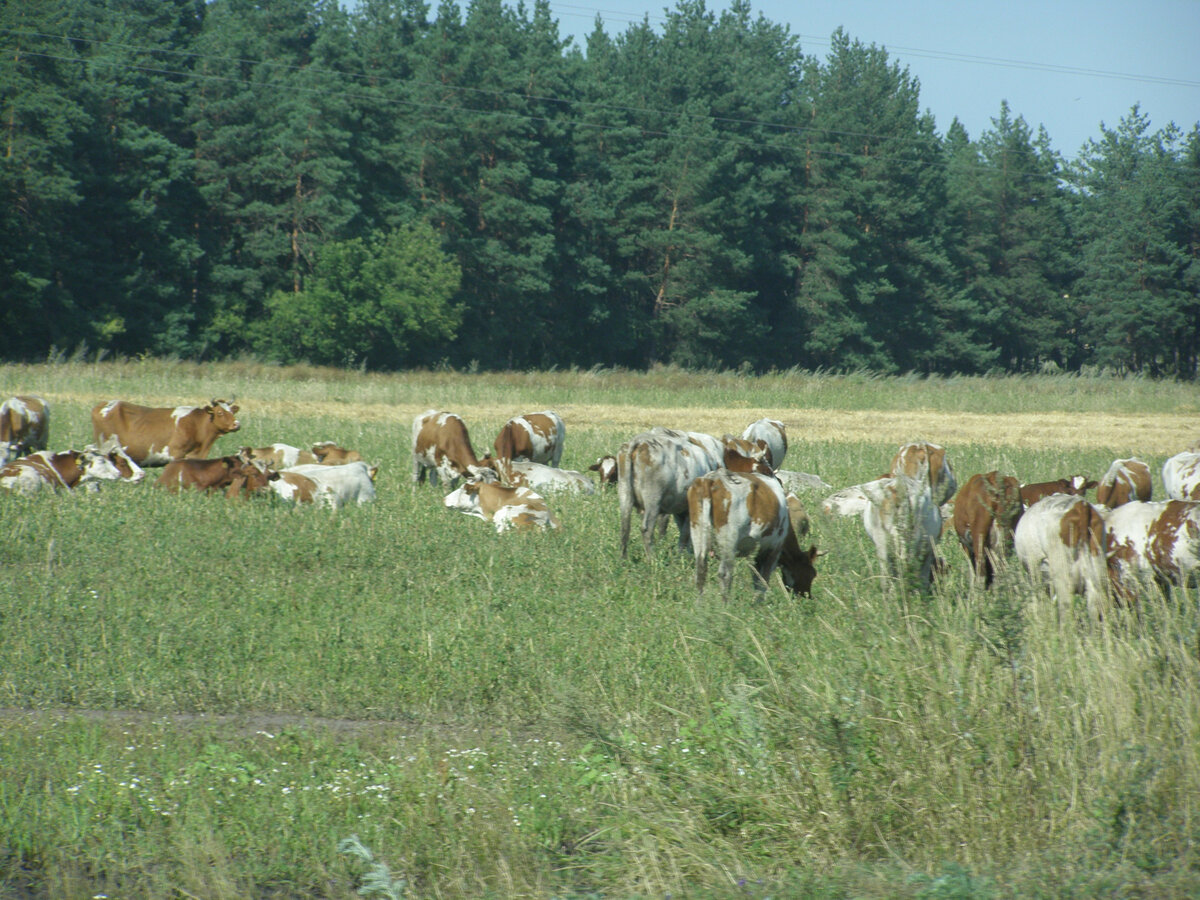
2,0,1198,375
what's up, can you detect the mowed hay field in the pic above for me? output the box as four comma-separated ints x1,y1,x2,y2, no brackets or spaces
1,361,1199,900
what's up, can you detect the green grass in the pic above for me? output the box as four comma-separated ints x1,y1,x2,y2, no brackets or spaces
0,361,1198,898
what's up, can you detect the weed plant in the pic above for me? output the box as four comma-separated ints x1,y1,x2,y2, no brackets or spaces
0,361,1197,898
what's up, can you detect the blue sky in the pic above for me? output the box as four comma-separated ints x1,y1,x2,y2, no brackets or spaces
541,0,1200,158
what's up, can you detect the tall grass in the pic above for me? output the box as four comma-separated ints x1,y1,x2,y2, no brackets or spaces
0,361,1197,898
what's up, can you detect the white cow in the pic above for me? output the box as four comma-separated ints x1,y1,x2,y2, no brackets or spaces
821,477,893,516
1014,493,1109,619
492,459,595,494
283,461,377,509
1162,451,1200,501
741,418,787,471
775,470,833,494
860,471,943,595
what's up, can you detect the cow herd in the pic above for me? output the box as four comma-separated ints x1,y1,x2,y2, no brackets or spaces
5,391,1199,609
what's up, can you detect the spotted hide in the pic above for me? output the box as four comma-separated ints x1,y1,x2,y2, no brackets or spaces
411,410,493,489
1162,451,1200,501
1105,500,1200,599
1,395,49,464
1095,458,1152,508
444,480,558,533
1,445,143,496
1014,493,1109,620
861,471,944,596
741,418,788,471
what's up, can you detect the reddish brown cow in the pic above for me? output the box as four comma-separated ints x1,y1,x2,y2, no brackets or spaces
952,471,1024,586
1095,458,1152,508
411,410,492,488
92,399,241,466
156,455,275,499
243,444,319,468
1019,475,1097,507
311,442,363,465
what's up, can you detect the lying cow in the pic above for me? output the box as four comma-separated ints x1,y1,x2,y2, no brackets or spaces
741,418,788,471
92,398,241,466
311,442,363,465
284,461,378,509
1162,451,1200,501
269,469,320,504
444,480,558,533
243,444,319,468
1019,475,1097,507
1014,493,1109,620
484,458,595,494
1095,458,1152,508
156,454,276,499
952,471,1024,587
1105,500,1200,600
1,444,144,496
1,394,49,463
412,410,493,488
687,468,820,600
861,470,944,596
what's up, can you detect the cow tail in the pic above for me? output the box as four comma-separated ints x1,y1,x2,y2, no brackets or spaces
617,445,634,558
693,486,712,592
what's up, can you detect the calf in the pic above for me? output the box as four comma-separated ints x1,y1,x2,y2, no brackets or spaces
1095,458,1152,508
1019,475,1097,507
1162,451,1200,501
741,418,787,471
311,442,363,465
157,455,275,498
243,444,319,468
92,398,241,466
589,455,619,487
688,469,820,599
952,471,1023,586
1,394,49,463
1105,500,1200,599
444,480,558,532
1,447,133,496
284,461,377,509
861,471,944,596
411,410,492,488
1014,494,1109,620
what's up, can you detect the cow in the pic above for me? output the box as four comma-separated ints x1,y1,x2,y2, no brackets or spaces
491,411,565,469
589,455,619,487
444,480,558,533
742,418,788,471
1013,493,1109,620
411,410,494,489
821,477,892,517
687,468,820,600
721,436,773,473
283,461,377,509
156,455,276,499
617,428,724,558
1105,500,1200,599
1019,475,1097,507
1095,458,1153,508
243,444,319,469
860,470,944,596
484,459,595,494
776,470,833,494
889,441,957,507
269,470,320,504
1,394,49,463
951,471,1024,587
311,442,364,465
0,446,138,496
1162,451,1200,501
91,398,241,466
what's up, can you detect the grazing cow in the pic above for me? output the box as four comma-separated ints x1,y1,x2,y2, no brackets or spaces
91,398,241,466
243,444,319,469
444,480,558,533
486,459,595,494
269,470,320,504
1105,500,1200,598
0,446,137,495
283,461,377,509
687,469,820,599
952,471,1024,586
618,428,724,558
742,418,788,471
861,471,944,596
411,410,493,488
1014,494,1109,619
156,455,276,499
1019,475,1097,507
889,441,957,507
776,470,833,494
589,455,618,487
492,411,565,468
1162,451,1200,501
311,442,363,465
721,436,773,473
1095,458,1153,508
1,395,49,463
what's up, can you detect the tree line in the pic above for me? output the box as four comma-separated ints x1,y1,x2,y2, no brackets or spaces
2,0,1198,376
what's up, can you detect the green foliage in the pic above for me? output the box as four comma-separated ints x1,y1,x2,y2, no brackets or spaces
256,224,462,368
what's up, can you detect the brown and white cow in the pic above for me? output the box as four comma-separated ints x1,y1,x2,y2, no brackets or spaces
1105,500,1200,599
721,436,773,473
444,480,558,532
687,469,820,600
1019,475,1097,507
889,441,957,507
1095,458,1152,508
311,442,364,465
283,462,378,509
1162,451,1200,501
1014,493,1109,620
411,410,494,488
952,471,1024,587
617,428,724,558
589,455,619,487
92,399,241,466
492,411,565,468
269,470,320,504
741,418,788,471
484,459,595,494
156,454,275,499
861,470,944,596
0,445,143,495
243,444,319,469
1,394,49,464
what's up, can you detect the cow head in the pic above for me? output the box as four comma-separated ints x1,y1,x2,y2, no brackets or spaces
77,447,127,487
97,436,146,483
589,455,618,485
206,399,241,434
780,544,822,597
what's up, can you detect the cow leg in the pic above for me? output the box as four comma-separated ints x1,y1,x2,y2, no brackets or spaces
640,507,659,559
674,512,692,554
752,547,783,598
718,553,735,601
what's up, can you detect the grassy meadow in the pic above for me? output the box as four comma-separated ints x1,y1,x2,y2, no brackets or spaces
1,360,1199,899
